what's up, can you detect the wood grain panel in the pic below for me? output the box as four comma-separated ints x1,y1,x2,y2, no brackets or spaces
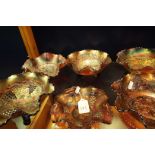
18,26,39,58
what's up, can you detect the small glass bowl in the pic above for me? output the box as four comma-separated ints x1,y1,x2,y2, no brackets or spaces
22,52,67,77
116,47,155,73
68,49,112,76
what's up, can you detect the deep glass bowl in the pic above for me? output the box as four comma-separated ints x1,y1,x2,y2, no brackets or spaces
68,49,112,76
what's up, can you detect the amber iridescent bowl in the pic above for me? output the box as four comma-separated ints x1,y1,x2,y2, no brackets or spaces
68,49,112,76
0,72,54,126
22,52,67,77
116,47,155,73
112,73,155,128
50,86,112,129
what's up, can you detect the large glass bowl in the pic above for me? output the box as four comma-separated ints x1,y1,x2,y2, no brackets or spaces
50,86,112,129
112,73,155,128
0,72,54,126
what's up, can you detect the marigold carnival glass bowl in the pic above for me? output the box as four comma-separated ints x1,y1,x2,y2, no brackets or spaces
22,52,67,77
50,86,112,128
0,72,54,126
111,73,155,128
67,49,112,76
116,47,155,73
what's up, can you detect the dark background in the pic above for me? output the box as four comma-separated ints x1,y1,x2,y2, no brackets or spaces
0,26,155,79
0,27,27,79
32,26,155,60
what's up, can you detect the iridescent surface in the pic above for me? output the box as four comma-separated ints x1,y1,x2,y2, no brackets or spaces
68,50,112,76
0,72,54,126
112,73,155,128
50,86,112,129
116,47,155,73
48,106,127,129
22,52,67,77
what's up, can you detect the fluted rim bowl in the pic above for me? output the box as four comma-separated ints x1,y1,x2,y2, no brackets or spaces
116,47,155,73
22,52,67,77
67,49,112,76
